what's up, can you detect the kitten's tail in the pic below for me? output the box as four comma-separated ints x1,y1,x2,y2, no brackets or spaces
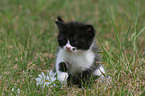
57,16,64,22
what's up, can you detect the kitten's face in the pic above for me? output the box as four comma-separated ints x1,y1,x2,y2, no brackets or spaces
56,21,95,53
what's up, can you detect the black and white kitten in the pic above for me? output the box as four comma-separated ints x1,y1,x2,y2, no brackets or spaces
55,17,105,87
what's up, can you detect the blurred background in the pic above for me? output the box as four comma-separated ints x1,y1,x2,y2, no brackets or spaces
0,0,144,95
0,0,145,51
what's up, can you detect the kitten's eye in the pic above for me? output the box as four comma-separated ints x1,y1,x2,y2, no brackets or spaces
70,38,76,46
58,39,67,46
72,48,76,51
70,41,75,46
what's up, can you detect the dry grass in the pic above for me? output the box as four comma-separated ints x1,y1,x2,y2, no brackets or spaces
0,0,145,95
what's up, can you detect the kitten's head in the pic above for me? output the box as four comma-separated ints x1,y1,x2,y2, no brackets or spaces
55,17,95,53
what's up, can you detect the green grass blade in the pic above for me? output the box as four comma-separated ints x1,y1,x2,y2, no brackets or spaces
110,17,121,49
136,26,145,39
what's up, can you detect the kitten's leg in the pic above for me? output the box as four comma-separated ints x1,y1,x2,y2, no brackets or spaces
68,69,93,87
81,69,93,87
93,64,111,86
56,62,68,84
67,73,81,87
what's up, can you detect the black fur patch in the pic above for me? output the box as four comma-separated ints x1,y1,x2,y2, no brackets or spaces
55,20,95,50
67,68,93,88
59,62,68,72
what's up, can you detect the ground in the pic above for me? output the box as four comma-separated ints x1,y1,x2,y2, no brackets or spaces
0,0,145,95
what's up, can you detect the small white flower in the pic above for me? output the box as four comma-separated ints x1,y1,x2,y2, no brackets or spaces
36,72,46,87
36,70,56,87
47,70,56,82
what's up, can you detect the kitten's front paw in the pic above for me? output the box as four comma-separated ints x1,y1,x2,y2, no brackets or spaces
57,72,68,85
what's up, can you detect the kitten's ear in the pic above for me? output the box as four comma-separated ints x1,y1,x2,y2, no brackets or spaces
55,21,65,30
83,25,95,37
56,16,64,22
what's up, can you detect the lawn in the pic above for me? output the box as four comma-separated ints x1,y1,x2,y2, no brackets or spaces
0,0,145,95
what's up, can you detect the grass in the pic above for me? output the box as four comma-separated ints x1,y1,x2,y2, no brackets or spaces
0,0,145,95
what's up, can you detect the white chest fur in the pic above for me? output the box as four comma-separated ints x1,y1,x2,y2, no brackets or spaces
56,49,95,75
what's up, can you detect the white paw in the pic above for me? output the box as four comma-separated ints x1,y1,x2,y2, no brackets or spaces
57,72,68,83
93,66,105,76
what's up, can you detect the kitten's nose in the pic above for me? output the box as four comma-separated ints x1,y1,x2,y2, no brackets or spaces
66,47,71,51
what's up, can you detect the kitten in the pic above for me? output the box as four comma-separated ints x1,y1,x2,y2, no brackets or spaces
55,17,105,87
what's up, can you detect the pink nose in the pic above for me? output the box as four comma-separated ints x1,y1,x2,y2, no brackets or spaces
66,47,71,51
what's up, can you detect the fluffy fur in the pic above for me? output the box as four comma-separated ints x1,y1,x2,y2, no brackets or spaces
55,17,105,87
